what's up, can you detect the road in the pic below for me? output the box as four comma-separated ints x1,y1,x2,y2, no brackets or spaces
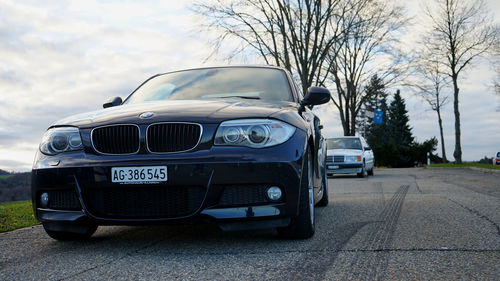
1,168,499,280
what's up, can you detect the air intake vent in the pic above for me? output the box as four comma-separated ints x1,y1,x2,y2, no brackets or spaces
85,185,205,218
44,190,81,210
92,125,140,154
147,123,201,153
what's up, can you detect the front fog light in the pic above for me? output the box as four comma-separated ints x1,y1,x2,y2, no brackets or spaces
266,186,282,201
40,192,49,207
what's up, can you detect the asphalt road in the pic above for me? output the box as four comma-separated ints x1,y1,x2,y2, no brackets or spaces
1,168,499,280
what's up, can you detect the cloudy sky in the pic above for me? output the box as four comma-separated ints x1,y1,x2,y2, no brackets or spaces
0,0,499,171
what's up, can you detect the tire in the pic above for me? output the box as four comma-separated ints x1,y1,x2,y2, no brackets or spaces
357,162,367,178
317,167,329,207
278,147,315,239
367,166,374,176
43,222,97,241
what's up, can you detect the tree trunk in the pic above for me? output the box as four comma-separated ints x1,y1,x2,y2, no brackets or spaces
436,106,447,163
452,76,462,163
349,105,356,136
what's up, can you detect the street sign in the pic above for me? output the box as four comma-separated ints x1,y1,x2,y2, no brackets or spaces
374,109,383,124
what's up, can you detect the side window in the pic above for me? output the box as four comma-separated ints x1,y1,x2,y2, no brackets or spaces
295,82,304,100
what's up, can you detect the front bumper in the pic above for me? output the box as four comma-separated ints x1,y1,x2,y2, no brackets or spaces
326,162,362,175
32,130,307,230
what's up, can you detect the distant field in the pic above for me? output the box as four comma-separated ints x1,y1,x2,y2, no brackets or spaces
0,201,39,233
429,163,500,170
0,174,13,180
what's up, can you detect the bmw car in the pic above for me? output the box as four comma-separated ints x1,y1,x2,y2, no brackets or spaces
32,66,330,240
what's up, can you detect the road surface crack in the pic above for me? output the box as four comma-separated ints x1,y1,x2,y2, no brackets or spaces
448,198,500,236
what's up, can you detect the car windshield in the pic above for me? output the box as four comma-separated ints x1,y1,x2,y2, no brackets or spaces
327,138,362,150
497,152,500,157
123,67,293,104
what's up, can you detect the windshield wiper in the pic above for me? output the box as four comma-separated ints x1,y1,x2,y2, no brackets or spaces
218,95,261,100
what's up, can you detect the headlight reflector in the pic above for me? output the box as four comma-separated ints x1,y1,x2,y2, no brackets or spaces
345,155,362,162
215,119,295,148
40,127,83,155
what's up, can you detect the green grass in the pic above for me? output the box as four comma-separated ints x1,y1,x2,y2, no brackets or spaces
0,174,13,180
0,201,40,233
429,163,500,170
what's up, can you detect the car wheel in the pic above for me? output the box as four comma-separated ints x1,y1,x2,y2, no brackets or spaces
278,147,315,239
43,222,97,241
367,166,374,176
357,162,366,178
317,166,329,207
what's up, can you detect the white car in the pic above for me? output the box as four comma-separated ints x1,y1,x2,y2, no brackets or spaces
494,152,500,165
326,136,374,177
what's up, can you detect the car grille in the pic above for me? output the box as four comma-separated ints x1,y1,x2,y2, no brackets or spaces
44,190,81,210
217,184,276,207
92,125,140,154
147,123,201,153
334,156,344,163
327,156,344,163
85,185,205,219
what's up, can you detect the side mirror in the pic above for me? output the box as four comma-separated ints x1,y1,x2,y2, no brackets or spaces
318,125,324,130
103,97,122,108
301,87,331,107
364,147,372,151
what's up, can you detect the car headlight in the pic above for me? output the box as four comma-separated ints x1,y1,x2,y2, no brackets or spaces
214,119,296,148
39,127,83,155
345,155,362,162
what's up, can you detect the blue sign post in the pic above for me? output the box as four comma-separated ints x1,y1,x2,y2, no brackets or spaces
374,109,383,124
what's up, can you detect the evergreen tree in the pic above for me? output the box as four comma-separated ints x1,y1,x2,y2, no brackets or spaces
366,88,437,167
387,90,414,167
364,75,391,166
357,75,388,135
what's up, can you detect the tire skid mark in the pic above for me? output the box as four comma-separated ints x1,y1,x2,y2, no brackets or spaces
279,209,370,281
372,182,385,208
342,185,409,281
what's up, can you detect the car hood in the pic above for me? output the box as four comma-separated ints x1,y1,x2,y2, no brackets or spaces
51,99,302,128
327,149,363,156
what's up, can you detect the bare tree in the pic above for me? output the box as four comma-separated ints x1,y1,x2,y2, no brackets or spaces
325,0,408,136
493,41,500,104
192,0,347,94
423,0,499,163
410,58,450,163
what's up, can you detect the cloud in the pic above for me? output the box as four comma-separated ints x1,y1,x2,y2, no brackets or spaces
0,0,211,171
0,0,498,171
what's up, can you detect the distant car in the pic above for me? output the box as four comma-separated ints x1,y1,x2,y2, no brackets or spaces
31,66,331,240
494,152,500,165
325,136,374,177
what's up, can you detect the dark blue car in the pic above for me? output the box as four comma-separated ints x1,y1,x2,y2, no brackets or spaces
32,66,330,240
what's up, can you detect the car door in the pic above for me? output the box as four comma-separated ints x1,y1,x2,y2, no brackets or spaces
361,137,374,169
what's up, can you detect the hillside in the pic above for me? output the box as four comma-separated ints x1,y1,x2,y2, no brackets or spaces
0,172,31,203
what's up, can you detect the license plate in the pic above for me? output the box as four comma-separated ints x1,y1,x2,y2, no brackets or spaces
328,165,339,169
111,166,167,184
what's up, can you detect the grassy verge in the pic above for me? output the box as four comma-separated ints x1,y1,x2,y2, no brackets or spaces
429,163,500,170
0,174,13,180
0,200,40,233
